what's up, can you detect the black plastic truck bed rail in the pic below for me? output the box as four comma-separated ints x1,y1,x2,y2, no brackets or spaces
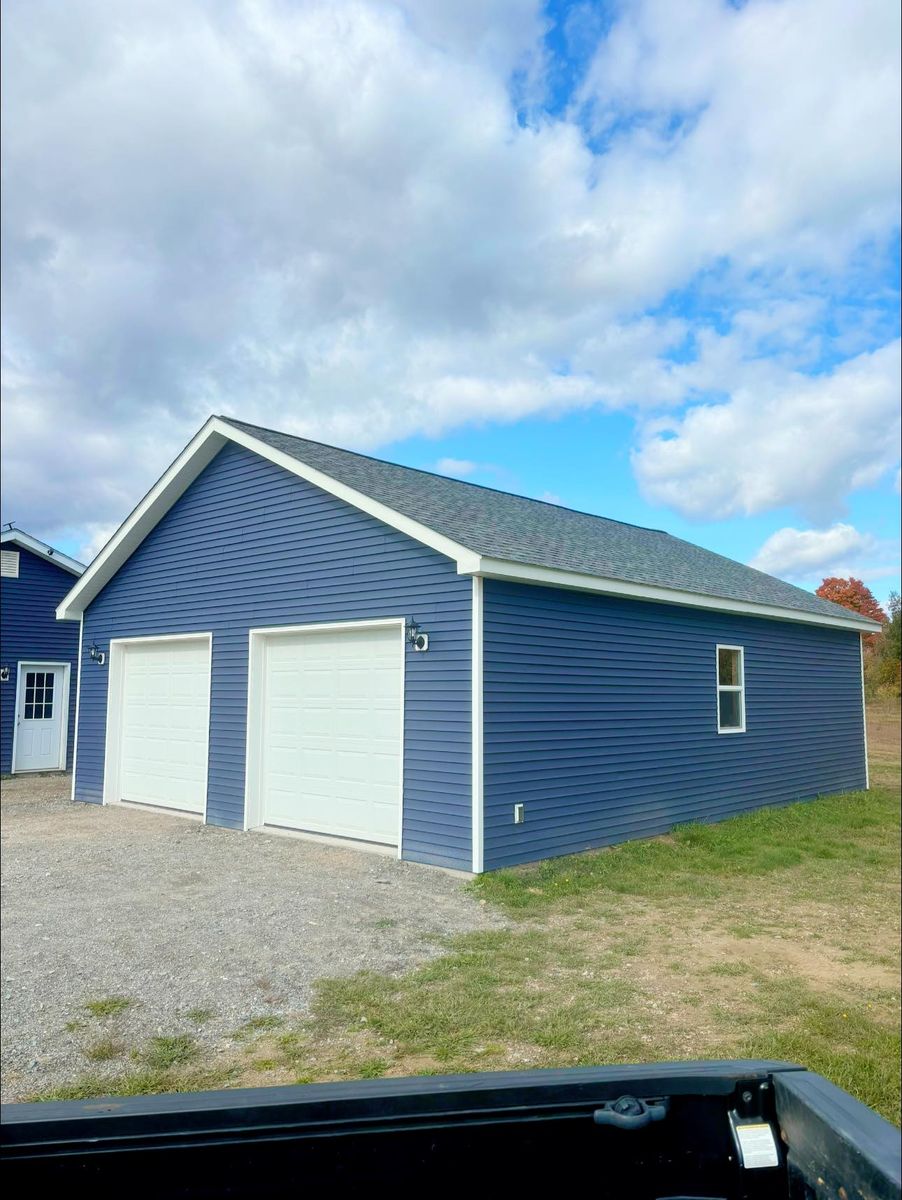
2,1059,900,1198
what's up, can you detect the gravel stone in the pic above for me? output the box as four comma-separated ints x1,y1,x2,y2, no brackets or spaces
1,773,506,1101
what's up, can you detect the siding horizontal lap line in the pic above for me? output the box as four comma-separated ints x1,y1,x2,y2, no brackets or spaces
483,578,866,870
484,785,865,861
75,443,472,867
483,765,866,822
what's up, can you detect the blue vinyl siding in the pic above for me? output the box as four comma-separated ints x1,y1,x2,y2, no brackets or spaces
483,579,867,870
0,547,80,774
76,443,472,870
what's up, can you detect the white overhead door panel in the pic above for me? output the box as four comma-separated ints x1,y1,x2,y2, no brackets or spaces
260,625,402,844
117,639,210,813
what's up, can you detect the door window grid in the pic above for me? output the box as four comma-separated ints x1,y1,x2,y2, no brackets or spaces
24,671,54,721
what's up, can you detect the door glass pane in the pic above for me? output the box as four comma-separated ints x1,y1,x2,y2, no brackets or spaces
24,704,35,720
42,702,53,719
34,672,45,687
719,690,742,729
25,687,35,703
26,672,37,689
718,648,741,686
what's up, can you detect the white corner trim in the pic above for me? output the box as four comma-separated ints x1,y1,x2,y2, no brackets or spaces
471,576,484,874
70,616,84,800
397,625,406,861
1,529,84,577
464,557,883,634
860,634,870,790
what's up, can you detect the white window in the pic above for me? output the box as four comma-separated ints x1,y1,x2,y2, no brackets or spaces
716,645,745,733
0,550,20,578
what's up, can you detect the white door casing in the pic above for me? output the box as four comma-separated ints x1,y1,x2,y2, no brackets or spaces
12,662,70,772
103,634,212,814
245,619,404,849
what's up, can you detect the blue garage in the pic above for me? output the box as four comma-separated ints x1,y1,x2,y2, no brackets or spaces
55,417,879,872
1,528,84,775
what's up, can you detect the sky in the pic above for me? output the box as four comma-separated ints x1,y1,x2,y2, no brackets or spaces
2,0,900,604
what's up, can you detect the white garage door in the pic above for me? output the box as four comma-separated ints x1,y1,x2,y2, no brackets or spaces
117,638,211,813
259,624,402,845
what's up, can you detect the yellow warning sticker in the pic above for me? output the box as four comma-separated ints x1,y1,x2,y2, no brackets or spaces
736,1122,780,1169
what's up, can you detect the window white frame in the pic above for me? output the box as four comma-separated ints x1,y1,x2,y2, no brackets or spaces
716,644,746,734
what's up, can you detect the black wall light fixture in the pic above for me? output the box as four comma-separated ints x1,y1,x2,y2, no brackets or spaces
88,643,106,666
0,666,9,683
406,621,429,652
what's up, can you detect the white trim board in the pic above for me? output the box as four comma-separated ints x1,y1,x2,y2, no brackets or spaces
57,418,480,621
70,616,84,801
1,529,84,577
101,633,213,817
243,617,406,856
468,559,882,634
54,416,881,635
471,577,484,873
715,643,746,735
860,634,870,791
10,660,72,773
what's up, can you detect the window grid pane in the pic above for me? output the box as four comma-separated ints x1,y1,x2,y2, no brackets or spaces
718,648,741,686
22,671,55,721
718,690,742,729
717,647,745,732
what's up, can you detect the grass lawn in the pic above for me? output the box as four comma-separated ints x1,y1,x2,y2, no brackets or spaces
34,703,902,1124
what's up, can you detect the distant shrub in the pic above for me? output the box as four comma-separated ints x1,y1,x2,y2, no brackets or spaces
864,592,901,701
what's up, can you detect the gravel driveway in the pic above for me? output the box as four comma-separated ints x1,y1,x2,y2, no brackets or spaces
1,774,505,1101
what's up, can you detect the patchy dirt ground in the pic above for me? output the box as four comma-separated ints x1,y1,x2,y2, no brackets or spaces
0,774,505,1101
3,705,899,1120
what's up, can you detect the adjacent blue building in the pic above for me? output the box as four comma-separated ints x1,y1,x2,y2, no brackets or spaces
55,417,878,872
1,529,84,775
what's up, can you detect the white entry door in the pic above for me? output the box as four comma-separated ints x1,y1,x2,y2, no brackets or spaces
257,624,403,845
13,663,69,772
113,637,211,813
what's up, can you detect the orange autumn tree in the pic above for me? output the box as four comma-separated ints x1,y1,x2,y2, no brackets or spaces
816,577,887,645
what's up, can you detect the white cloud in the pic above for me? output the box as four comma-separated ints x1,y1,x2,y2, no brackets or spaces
0,0,899,541
77,523,120,565
576,0,900,271
435,458,479,478
632,341,901,521
749,523,890,582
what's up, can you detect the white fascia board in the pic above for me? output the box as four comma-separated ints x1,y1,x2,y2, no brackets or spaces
1,529,85,577
56,416,481,620
56,419,227,619
216,420,482,572
464,557,883,634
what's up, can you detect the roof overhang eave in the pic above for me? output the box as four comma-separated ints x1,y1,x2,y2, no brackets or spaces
459,556,883,634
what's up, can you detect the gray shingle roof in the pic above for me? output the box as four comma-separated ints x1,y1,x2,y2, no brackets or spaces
221,416,873,626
